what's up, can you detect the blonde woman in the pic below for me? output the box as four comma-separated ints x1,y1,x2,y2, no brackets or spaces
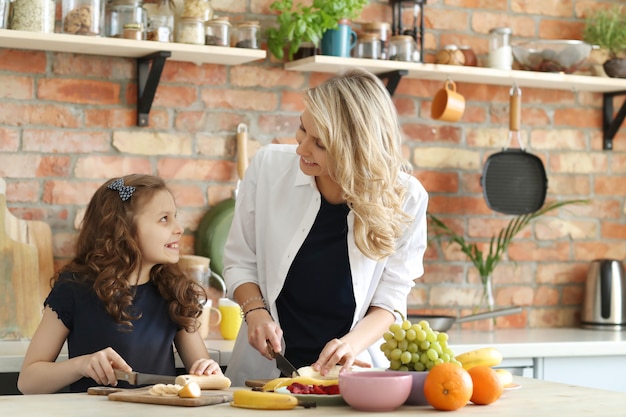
223,68,428,386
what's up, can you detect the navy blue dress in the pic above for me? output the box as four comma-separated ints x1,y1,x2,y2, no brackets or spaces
45,272,179,392
276,196,356,370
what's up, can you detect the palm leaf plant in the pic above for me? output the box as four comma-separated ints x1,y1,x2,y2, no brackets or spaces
428,199,588,314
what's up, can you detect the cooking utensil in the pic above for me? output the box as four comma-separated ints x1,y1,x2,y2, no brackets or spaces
114,370,176,385
195,123,248,280
581,259,626,330
481,86,547,215
408,306,523,332
267,340,300,377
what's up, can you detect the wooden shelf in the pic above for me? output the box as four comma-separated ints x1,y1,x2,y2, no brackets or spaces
0,29,266,65
285,55,626,93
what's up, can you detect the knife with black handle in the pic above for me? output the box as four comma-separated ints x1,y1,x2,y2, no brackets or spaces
266,340,300,377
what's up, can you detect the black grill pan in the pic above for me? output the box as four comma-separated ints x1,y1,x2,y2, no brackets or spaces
481,86,547,215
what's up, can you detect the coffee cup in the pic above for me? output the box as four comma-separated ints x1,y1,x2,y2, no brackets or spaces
431,80,465,122
198,299,222,339
218,298,242,340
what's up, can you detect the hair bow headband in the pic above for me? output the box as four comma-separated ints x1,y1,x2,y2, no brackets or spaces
108,178,136,201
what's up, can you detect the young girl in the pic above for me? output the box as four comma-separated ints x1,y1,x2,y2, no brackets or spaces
18,174,223,394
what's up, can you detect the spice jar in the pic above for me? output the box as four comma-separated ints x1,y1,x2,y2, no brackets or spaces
146,0,174,42
123,23,142,39
176,17,204,45
360,21,391,59
181,0,212,22
62,0,105,36
106,0,147,38
9,0,56,32
488,27,513,70
232,21,260,49
355,33,381,60
205,16,230,46
435,45,465,66
388,35,418,62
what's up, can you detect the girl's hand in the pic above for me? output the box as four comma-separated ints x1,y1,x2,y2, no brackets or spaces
245,309,283,360
80,347,131,386
188,358,223,376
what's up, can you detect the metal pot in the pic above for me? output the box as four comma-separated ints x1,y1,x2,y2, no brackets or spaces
408,306,522,332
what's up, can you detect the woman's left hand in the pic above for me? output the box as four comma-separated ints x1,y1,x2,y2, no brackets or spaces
311,339,370,376
187,358,223,376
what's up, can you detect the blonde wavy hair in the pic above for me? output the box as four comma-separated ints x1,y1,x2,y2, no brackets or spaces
304,68,413,260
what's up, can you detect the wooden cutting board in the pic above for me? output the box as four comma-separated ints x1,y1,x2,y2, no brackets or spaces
0,179,41,339
88,387,233,407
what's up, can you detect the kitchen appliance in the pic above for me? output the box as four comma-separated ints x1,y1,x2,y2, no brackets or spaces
581,259,626,330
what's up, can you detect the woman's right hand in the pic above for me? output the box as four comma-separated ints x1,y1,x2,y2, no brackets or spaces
79,347,132,386
245,308,283,360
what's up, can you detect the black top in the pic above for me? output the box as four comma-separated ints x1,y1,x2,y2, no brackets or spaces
45,272,179,392
276,196,355,370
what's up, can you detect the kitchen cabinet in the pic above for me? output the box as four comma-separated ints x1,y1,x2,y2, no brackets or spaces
537,356,626,392
285,55,626,150
0,29,266,126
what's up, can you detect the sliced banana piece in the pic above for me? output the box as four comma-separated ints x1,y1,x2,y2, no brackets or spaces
297,365,342,379
148,383,182,396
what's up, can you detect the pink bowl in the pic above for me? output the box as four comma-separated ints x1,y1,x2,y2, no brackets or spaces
338,371,412,411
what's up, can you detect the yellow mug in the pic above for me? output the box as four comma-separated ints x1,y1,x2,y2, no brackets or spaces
431,80,466,122
198,299,222,339
218,298,242,340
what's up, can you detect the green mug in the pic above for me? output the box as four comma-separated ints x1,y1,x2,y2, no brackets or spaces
321,22,357,57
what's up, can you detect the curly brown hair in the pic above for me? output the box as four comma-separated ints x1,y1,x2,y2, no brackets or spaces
54,174,205,332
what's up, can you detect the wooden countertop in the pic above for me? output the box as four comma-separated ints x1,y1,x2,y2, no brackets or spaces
1,376,625,416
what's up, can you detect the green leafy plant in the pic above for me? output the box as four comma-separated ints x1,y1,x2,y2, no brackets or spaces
583,6,626,58
428,200,589,311
265,0,368,60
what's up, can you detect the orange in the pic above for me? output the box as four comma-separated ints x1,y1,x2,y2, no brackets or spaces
468,366,504,405
423,363,473,411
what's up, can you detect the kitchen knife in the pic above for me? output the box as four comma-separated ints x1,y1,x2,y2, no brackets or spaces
114,370,176,386
266,340,300,377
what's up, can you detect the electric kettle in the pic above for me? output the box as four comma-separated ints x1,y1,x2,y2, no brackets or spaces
580,259,626,330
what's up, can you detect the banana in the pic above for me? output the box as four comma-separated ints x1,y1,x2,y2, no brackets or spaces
455,347,503,370
273,375,339,390
231,389,301,410
261,377,292,392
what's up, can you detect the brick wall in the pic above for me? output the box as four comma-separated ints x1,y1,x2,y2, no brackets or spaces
1,0,625,329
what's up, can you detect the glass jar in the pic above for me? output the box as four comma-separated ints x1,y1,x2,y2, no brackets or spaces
232,20,260,49
205,16,230,46
176,16,204,44
9,0,55,32
435,45,465,65
459,45,477,67
360,21,391,59
105,0,147,38
181,0,212,22
355,33,381,60
146,0,174,41
62,0,105,36
123,22,142,39
0,0,10,29
488,27,513,70
388,35,418,62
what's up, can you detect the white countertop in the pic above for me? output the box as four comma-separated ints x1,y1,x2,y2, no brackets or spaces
2,328,626,373
2,376,626,417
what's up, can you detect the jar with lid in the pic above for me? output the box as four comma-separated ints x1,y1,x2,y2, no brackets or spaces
62,0,105,36
355,33,381,60
205,16,230,46
123,23,142,39
176,17,204,44
106,0,147,38
459,45,477,67
9,0,56,32
360,21,391,59
488,27,513,70
435,45,465,66
1,0,10,29
388,35,418,62
232,21,260,49
146,0,174,41
181,0,212,22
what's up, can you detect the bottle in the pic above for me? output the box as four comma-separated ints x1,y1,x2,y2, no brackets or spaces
9,0,55,32
146,0,174,42
62,0,105,36
232,21,260,49
488,27,513,70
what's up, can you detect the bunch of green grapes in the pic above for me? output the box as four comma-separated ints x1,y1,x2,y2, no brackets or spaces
380,316,462,371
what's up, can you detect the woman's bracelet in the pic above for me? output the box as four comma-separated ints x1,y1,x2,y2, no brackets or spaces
240,296,265,311
243,306,270,323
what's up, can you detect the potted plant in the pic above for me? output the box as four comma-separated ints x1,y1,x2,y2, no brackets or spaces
265,0,368,61
582,6,626,78
428,200,588,316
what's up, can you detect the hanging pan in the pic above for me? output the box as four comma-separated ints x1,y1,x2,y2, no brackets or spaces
480,86,548,215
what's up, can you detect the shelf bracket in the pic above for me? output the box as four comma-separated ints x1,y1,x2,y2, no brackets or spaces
137,51,171,127
602,90,626,150
378,70,408,96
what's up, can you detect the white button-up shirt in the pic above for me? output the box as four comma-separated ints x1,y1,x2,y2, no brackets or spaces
223,144,428,386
